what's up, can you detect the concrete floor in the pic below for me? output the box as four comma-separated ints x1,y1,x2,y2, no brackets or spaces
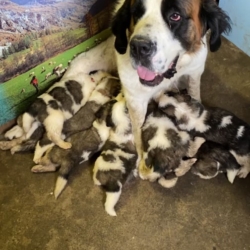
1,37,250,250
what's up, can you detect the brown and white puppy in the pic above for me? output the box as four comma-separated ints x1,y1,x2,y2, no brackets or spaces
112,0,231,165
31,99,117,199
139,100,198,188
93,93,137,216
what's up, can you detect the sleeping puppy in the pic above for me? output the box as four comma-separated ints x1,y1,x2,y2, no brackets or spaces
31,99,116,199
32,76,121,163
21,70,108,151
0,114,35,151
139,100,198,188
190,141,241,183
93,93,137,217
158,90,250,181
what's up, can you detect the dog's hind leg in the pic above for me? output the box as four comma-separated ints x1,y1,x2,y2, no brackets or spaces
4,125,24,140
22,113,35,138
104,181,122,216
44,111,72,150
54,159,74,199
0,135,25,150
31,163,57,173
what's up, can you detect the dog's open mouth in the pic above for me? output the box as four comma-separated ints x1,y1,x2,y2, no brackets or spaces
137,56,179,87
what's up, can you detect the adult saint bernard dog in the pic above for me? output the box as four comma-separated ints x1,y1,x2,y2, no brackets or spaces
65,0,231,162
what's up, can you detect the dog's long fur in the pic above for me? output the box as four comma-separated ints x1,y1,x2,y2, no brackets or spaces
93,93,137,216
158,90,250,181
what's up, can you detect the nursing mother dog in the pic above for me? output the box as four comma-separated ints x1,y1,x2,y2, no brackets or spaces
112,0,231,160
67,0,231,161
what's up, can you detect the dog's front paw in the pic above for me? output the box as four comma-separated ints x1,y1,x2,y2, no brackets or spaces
158,176,178,188
0,141,12,150
33,157,41,164
58,141,72,149
31,165,46,173
237,167,250,178
105,206,117,217
10,145,21,155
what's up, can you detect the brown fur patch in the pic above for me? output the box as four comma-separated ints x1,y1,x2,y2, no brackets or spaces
183,0,203,53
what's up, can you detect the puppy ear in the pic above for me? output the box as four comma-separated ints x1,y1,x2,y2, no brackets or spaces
111,0,132,54
201,0,232,52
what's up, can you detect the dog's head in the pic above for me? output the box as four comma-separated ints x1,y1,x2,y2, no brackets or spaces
112,0,231,86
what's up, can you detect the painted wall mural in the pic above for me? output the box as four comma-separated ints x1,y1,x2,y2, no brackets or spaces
0,0,114,126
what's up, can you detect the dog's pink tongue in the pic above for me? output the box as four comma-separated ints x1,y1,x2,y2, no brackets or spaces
137,66,156,81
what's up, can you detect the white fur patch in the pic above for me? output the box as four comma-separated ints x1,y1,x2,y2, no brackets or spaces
219,116,232,128
79,151,91,164
158,177,178,188
105,182,122,216
236,126,245,138
93,121,110,142
143,115,177,151
54,176,68,199
227,169,239,184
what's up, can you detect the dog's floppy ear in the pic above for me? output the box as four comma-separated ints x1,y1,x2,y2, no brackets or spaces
201,0,232,52
111,0,132,54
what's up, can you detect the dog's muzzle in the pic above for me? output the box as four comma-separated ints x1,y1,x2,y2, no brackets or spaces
136,55,179,87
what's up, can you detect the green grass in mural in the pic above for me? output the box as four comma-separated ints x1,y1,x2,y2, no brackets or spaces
0,28,112,125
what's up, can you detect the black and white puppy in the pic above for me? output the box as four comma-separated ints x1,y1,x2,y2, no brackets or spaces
139,100,198,188
31,99,116,199
158,90,250,181
93,93,137,217
191,141,241,182
22,70,109,151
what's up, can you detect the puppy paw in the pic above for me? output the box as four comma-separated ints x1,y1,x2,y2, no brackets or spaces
33,157,41,164
10,145,21,155
31,165,46,173
59,141,72,149
237,167,249,178
105,207,117,217
133,169,138,177
158,177,178,188
0,141,12,150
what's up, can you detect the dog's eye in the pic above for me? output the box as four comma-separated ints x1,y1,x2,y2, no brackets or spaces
170,13,181,22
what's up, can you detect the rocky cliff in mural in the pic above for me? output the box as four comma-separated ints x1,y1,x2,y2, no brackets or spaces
0,0,97,46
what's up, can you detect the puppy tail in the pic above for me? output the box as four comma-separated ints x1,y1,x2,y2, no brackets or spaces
104,181,122,217
54,159,74,199
54,175,68,199
227,169,239,184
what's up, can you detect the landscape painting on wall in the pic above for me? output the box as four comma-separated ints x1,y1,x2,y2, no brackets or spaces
0,0,113,126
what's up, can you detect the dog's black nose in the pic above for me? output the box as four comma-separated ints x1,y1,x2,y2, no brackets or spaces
130,36,155,58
